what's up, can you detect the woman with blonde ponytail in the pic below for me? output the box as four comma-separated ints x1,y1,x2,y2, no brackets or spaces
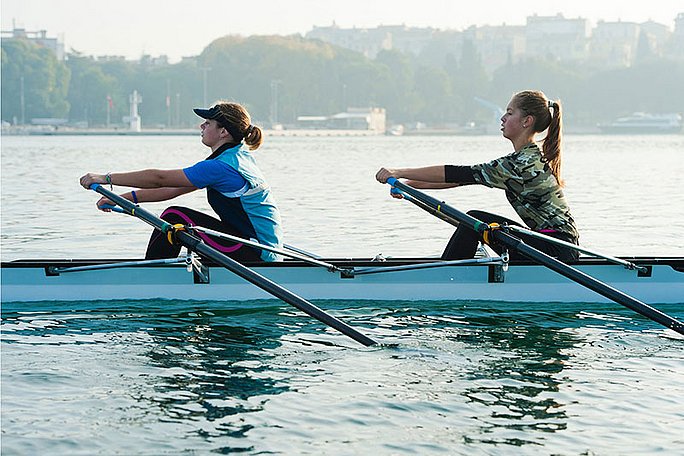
80,101,282,262
376,90,579,262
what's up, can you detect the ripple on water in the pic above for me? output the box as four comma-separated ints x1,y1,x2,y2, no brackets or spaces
1,298,683,454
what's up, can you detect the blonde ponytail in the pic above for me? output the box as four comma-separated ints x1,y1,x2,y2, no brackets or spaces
542,100,563,186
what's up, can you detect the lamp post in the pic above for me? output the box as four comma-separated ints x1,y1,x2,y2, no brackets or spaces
270,80,281,127
20,76,25,125
106,95,111,128
166,79,171,128
176,93,180,127
201,67,211,107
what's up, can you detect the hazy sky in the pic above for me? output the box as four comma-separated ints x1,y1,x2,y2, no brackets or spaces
2,0,683,62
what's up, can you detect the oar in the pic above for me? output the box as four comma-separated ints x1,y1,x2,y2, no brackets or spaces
386,178,684,336
89,184,377,346
391,188,459,228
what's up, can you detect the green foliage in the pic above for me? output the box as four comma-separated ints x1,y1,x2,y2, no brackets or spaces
66,55,118,124
198,35,388,124
449,39,488,124
374,50,421,122
489,58,585,125
1,39,70,123
579,60,684,122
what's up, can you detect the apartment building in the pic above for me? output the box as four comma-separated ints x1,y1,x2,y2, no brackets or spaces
306,13,683,73
0,28,65,60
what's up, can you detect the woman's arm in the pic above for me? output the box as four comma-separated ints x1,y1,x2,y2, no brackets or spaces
96,187,196,210
375,166,446,184
80,169,193,189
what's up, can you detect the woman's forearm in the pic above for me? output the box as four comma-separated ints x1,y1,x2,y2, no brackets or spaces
399,166,446,182
376,165,446,184
125,187,196,203
109,169,192,188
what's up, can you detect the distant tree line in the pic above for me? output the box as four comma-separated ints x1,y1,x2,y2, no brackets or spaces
2,34,683,128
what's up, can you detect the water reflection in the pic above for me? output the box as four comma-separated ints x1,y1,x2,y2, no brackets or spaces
2,299,681,454
459,323,576,446
1,300,298,453
140,307,290,447
362,301,586,448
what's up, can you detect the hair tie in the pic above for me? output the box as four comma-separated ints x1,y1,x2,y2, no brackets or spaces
246,124,254,136
548,100,555,109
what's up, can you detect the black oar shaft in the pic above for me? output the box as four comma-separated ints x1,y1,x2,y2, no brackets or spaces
91,184,377,346
177,232,377,345
402,194,460,228
498,232,684,335
387,178,684,336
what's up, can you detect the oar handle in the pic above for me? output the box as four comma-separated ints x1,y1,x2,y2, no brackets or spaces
100,203,126,213
390,187,406,198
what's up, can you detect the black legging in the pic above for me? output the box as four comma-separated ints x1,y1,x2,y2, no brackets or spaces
145,206,261,262
441,210,579,262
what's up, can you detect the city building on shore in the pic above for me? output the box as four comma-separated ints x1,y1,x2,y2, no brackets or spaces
1,27,64,60
306,13,684,75
296,108,386,134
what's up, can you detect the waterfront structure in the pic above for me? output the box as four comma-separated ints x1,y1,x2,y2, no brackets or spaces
462,25,526,75
590,21,641,68
128,90,142,132
307,23,392,58
0,27,64,60
306,13,683,74
307,24,436,59
598,113,683,134
525,14,591,62
296,107,386,133
668,13,684,59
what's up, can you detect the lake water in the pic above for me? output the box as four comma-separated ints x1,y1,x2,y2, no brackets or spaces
1,134,683,454
2,134,683,259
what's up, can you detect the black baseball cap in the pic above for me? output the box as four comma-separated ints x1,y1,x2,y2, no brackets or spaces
193,106,223,122
194,105,243,140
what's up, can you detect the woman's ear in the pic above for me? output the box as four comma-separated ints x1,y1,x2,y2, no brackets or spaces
220,127,233,141
523,114,534,129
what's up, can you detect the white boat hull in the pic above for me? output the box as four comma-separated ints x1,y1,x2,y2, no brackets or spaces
2,258,683,304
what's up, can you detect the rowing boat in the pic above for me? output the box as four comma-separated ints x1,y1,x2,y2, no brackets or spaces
3,255,683,304
3,183,682,343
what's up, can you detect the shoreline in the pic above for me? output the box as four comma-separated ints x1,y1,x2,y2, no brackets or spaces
2,126,681,137
2,128,388,137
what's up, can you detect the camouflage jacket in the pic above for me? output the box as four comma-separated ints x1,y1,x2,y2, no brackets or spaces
471,143,579,239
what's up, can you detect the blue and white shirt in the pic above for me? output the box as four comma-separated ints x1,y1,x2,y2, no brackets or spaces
184,144,283,261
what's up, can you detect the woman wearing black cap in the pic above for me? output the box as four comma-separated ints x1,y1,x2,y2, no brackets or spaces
79,101,282,262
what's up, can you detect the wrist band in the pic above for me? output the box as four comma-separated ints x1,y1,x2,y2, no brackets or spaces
105,172,113,190
131,190,138,204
